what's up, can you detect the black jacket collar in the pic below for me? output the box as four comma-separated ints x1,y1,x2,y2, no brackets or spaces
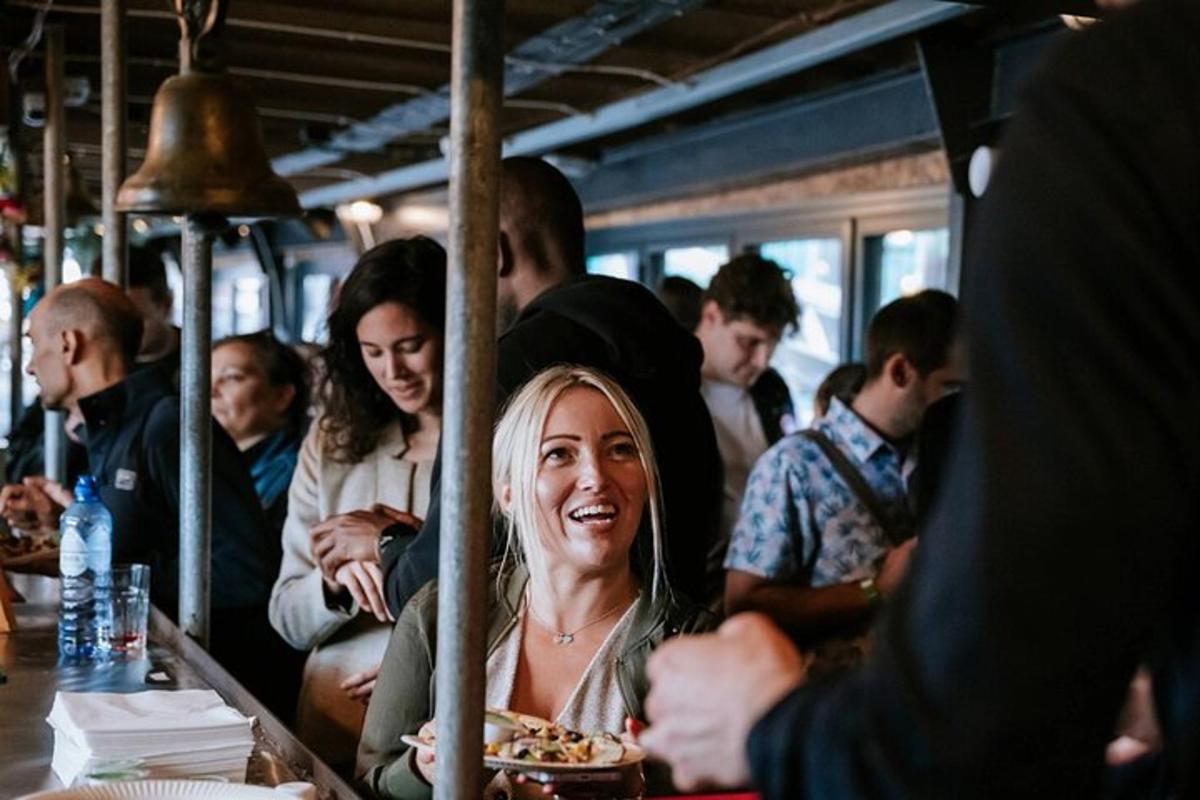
77,367,174,434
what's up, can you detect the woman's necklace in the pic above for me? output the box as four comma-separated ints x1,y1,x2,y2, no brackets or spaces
526,592,634,646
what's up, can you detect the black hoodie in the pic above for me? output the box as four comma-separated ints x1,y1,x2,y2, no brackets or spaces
381,274,722,614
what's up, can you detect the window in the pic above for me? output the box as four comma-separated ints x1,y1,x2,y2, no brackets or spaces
586,252,638,281
863,228,951,316
233,277,266,334
759,238,844,426
661,245,729,288
301,274,335,343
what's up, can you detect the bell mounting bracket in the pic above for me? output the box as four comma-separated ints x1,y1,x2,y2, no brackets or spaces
173,0,228,74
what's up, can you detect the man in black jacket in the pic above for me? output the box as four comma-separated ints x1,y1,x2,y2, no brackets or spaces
13,278,299,718
4,246,180,485
372,157,722,613
641,0,1200,796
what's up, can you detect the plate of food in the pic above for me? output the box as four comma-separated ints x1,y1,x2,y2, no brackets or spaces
401,709,646,773
0,529,59,572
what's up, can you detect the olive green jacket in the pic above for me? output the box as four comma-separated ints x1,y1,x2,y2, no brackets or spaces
356,564,716,799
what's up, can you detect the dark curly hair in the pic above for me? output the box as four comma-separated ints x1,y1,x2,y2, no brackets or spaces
319,237,447,463
703,254,799,335
213,330,311,436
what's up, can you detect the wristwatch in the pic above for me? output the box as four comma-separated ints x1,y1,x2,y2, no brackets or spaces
859,577,882,609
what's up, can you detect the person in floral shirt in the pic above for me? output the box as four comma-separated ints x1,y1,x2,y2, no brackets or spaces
724,290,963,672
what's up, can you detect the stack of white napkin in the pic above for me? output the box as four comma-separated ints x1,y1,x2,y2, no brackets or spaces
47,689,255,785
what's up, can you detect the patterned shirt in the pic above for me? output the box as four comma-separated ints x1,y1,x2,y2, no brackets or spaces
725,397,917,587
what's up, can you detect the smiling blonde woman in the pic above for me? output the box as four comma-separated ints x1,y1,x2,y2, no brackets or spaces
357,365,714,799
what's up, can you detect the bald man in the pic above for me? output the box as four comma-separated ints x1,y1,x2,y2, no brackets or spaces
372,156,723,614
7,279,300,717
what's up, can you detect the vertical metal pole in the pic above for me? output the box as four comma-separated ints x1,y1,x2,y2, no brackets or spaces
42,25,67,485
101,0,128,287
179,216,213,647
434,0,503,798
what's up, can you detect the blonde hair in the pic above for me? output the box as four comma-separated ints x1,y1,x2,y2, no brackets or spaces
492,365,669,602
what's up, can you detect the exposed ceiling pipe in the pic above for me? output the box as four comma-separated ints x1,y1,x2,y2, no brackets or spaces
299,0,976,209
11,0,678,86
269,0,709,177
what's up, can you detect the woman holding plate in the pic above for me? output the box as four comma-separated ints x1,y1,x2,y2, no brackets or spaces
357,365,714,799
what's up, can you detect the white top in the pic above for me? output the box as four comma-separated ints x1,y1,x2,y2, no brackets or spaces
485,598,638,735
701,379,770,547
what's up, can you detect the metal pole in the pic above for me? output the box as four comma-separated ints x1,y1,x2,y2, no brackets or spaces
434,0,503,798
42,25,67,485
179,216,213,647
101,0,128,287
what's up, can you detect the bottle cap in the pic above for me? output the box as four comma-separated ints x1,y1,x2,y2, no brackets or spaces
73,475,100,502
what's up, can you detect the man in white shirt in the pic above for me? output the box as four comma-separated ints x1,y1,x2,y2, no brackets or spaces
693,255,799,602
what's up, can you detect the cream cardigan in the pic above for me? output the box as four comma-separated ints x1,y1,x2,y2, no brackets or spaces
268,418,433,775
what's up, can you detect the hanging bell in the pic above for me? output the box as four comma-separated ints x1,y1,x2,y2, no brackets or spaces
116,71,299,217
29,153,99,227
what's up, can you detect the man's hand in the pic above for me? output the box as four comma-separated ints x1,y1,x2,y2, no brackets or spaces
641,613,809,792
340,663,381,704
333,560,392,622
0,477,71,531
310,507,423,578
875,538,918,597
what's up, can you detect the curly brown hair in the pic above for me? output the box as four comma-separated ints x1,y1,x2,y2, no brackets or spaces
703,254,798,335
318,237,446,463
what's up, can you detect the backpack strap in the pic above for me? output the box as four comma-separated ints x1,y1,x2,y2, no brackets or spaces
799,429,913,547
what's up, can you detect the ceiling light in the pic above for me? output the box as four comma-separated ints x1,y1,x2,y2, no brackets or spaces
338,200,384,225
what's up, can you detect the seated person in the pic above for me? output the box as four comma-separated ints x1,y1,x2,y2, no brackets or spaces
4,246,179,486
356,365,714,799
269,238,444,774
211,331,311,536
8,278,283,704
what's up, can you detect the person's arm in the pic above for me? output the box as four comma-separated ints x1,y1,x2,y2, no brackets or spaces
725,540,916,641
144,402,274,610
725,571,871,639
379,450,441,618
721,441,850,640
267,425,356,650
357,583,438,800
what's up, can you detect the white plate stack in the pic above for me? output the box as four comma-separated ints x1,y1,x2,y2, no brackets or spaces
46,690,256,786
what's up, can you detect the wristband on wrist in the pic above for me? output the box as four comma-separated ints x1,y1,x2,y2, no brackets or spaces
859,577,882,609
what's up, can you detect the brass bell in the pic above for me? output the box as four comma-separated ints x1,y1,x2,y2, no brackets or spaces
116,71,299,217
29,154,100,227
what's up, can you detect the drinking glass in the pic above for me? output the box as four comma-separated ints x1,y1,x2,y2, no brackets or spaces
109,564,151,657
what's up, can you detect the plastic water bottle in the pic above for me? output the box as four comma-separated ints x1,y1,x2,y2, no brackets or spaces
58,476,114,660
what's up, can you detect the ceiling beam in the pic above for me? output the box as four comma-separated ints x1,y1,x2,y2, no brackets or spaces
576,70,941,212
270,0,711,177
299,0,976,208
